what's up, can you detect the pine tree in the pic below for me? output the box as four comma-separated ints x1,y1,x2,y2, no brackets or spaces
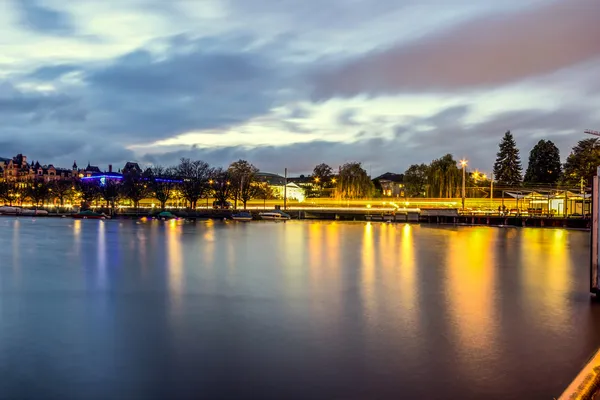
562,138,600,186
493,131,522,186
524,140,561,185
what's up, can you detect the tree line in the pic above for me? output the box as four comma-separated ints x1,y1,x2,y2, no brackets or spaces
0,158,275,212
403,131,600,197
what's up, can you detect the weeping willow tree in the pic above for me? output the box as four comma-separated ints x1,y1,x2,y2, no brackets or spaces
427,154,461,198
336,162,374,199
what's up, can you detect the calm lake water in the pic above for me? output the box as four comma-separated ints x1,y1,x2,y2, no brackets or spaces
1,218,599,399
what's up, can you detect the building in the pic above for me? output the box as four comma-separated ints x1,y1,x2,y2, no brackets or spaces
375,172,405,197
0,154,145,185
255,172,306,202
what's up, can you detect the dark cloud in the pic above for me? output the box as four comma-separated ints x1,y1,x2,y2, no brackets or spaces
396,106,600,173
0,131,135,170
27,64,80,80
313,0,600,98
14,0,74,35
0,83,83,121
76,35,297,142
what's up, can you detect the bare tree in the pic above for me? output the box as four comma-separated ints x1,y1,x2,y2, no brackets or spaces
148,165,178,210
176,158,212,209
228,159,259,209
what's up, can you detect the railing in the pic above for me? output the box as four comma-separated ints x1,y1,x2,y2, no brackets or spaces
558,348,600,400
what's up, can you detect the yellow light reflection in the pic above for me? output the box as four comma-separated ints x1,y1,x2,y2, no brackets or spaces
520,228,570,330
166,221,183,313
361,222,376,319
446,227,498,374
309,222,324,286
399,224,418,321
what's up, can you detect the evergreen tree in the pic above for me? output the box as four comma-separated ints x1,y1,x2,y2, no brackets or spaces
524,140,561,185
562,138,600,186
493,131,522,186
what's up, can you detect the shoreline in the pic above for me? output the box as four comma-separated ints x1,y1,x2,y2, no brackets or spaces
0,211,591,230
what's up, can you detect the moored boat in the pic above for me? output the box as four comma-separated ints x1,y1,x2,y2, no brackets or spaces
0,206,49,216
72,210,108,219
259,210,291,221
156,211,177,220
232,211,253,221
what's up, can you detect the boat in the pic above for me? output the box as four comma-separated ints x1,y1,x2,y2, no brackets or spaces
0,207,49,216
72,210,108,220
156,211,177,220
0,206,20,215
21,209,49,216
232,211,253,221
259,210,291,221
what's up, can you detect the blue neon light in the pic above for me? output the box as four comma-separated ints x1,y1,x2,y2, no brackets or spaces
80,175,123,181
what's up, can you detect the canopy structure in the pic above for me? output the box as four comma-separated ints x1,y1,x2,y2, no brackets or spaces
504,190,547,200
501,189,591,216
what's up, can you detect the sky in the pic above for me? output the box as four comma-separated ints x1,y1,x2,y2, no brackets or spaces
0,0,599,177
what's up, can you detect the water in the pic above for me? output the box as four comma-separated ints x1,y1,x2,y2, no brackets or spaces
1,218,599,399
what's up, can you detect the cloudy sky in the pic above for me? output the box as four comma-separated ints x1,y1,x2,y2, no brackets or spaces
1,0,599,176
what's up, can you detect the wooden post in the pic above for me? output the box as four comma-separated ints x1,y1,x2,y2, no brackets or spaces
284,168,287,210
591,170,599,295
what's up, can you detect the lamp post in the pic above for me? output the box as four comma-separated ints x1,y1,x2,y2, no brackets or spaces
207,179,213,209
460,159,467,211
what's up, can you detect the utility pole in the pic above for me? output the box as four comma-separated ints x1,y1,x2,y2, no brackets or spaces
284,168,287,210
460,160,467,211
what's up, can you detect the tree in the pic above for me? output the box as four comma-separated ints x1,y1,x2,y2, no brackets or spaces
50,179,75,206
524,140,561,185
26,178,50,207
0,182,20,206
427,154,460,198
312,163,334,192
212,168,233,205
99,179,121,215
562,138,600,186
148,166,177,210
336,162,374,199
404,164,428,197
121,172,147,210
78,180,101,208
228,159,259,209
176,158,212,209
493,131,522,186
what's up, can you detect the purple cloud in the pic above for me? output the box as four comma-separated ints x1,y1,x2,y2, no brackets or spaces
313,0,600,98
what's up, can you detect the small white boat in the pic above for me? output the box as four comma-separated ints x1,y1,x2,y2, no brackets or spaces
232,212,253,221
0,206,20,215
259,211,291,221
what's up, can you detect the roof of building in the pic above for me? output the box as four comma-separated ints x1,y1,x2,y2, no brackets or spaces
375,172,404,183
256,172,286,185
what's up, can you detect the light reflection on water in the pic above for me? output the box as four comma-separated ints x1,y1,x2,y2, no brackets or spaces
0,219,599,400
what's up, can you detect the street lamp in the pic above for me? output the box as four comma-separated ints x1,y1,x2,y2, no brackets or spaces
460,159,467,211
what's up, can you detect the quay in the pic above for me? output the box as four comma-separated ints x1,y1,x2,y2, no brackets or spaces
0,207,591,229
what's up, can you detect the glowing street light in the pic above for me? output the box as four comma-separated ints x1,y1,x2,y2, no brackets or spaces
460,159,468,211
